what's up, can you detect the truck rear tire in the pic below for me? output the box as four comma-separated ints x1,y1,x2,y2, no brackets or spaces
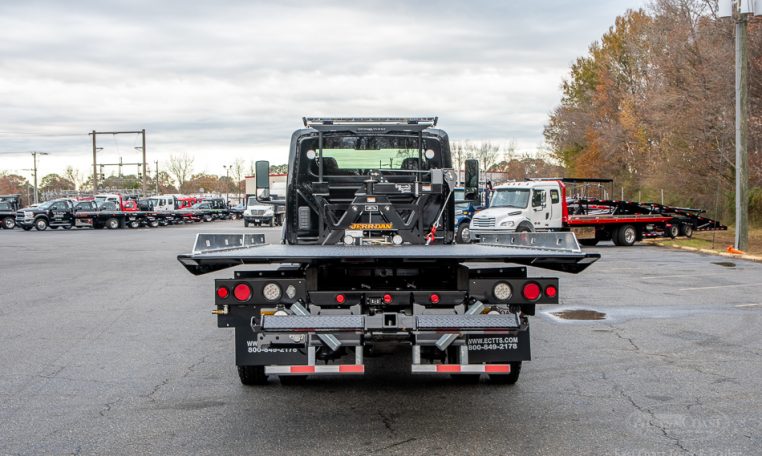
680,224,693,238
2,217,14,229
129,220,140,229
35,218,48,231
617,224,637,246
456,222,471,244
668,224,679,238
489,361,522,385
106,218,119,230
237,365,268,385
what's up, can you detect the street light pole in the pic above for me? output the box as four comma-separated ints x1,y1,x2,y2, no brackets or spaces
31,151,49,204
223,165,231,204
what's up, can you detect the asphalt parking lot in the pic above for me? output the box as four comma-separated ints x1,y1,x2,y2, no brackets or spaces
1,221,760,455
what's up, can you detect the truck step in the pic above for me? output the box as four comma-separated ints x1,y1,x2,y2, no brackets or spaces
265,364,365,375
261,315,365,331
411,364,511,374
415,314,520,330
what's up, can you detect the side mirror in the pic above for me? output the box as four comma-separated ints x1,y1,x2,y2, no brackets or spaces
255,160,270,201
463,159,479,202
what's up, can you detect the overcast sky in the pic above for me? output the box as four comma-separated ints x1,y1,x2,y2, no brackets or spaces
0,0,647,180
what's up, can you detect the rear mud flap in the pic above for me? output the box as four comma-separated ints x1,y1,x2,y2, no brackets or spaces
466,328,531,363
235,327,307,366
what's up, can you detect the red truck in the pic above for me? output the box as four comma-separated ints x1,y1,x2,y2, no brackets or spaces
470,178,726,246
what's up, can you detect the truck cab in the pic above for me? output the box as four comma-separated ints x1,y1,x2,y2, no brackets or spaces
470,181,564,240
453,187,483,243
0,195,21,229
94,193,138,212
147,195,177,212
244,184,285,227
16,198,76,231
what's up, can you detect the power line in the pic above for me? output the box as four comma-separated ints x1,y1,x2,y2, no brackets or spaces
0,131,85,137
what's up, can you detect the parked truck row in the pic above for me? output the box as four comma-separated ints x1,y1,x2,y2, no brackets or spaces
6,193,234,231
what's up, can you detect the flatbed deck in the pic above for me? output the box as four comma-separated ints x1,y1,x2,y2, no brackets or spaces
177,233,600,275
566,214,672,225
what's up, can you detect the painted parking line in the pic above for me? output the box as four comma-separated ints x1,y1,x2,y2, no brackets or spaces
735,303,762,308
642,273,722,280
680,283,762,291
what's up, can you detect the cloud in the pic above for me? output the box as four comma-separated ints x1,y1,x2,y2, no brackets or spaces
0,0,646,176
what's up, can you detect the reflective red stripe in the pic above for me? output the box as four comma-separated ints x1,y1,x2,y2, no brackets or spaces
338,365,365,373
484,364,511,373
290,365,315,374
436,364,461,373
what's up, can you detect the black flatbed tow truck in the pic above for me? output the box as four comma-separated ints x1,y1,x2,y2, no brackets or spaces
14,198,234,231
0,195,22,230
178,118,599,385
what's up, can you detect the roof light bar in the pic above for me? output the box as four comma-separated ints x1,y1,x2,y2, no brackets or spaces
303,117,438,127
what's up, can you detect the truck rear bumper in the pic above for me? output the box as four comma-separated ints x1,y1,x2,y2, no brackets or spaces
244,216,273,223
261,313,521,332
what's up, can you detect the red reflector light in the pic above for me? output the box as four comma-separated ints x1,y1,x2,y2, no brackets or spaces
233,283,252,301
383,294,393,304
335,294,346,304
216,287,229,299
545,285,557,298
522,282,541,301
430,293,440,304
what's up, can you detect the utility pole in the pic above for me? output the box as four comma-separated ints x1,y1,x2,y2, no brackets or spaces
31,151,49,204
720,0,758,251
141,129,147,196
155,160,159,194
91,130,98,195
735,12,749,251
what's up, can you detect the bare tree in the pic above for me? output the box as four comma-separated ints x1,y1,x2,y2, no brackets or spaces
231,158,246,200
167,153,195,190
63,166,84,190
477,141,502,172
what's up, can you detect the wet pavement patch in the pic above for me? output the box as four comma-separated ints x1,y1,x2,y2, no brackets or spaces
550,309,607,321
712,261,736,268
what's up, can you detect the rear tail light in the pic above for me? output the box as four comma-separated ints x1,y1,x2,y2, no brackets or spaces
545,285,557,298
335,294,346,304
216,286,229,299
430,293,440,304
233,283,252,301
383,294,393,304
522,282,541,301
